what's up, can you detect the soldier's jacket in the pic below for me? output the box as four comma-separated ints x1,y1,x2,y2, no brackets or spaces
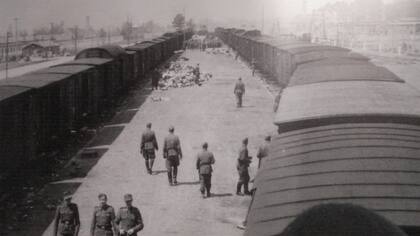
141,129,158,151
163,134,182,158
54,203,80,235
115,206,144,233
234,81,245,95
257,143,270,160
196,150,215,175
91,205,116,232
237,145,251,173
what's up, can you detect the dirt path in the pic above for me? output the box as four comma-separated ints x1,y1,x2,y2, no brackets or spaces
40,49,276,236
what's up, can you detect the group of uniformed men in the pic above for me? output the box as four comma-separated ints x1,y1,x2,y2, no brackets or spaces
52,66,271,236
53,193,143,236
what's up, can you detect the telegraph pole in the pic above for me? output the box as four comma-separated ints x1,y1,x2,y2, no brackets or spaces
14,17,19,42
5,31,12,80
72,25,79,54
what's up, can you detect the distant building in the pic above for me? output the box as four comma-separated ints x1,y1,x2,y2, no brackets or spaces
22,42,60,57
0,41,26,62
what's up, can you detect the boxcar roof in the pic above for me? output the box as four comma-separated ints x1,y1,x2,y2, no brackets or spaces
0,85,32,101
54,58,113,66
133,42,155,49
34,65,93,75
0,73,70,88
125,45,148,51
75,44,127,59
279,44,350,54
274,81,420,131
246,122,420,236
289,62,402,86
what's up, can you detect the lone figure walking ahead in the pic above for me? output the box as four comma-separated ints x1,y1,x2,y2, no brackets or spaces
151,69,160,90
257,136,271,168
140,123,158,174
234,77,245,108
163,126,183,186
196,142,215,198
236,138,252,195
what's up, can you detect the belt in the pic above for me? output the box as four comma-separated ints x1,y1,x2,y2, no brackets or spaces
60,220,73,224
96,225,112,231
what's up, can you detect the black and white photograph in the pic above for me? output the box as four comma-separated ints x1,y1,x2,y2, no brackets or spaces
0,0,420,235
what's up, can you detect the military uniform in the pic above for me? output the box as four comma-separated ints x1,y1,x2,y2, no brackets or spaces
115,206,144,236
196,150,215,197
193,66,200,84
53,203,80,236
163,133,182,185
90,205,117,236
151,70,160,90
234,80,245,108
257,143,270,168
140,128,158,174
237,145,252,195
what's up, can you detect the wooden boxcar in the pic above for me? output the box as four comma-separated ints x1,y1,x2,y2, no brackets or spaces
55,58,116,108
247,123,420,236
0,86,35,176
75,45,128,91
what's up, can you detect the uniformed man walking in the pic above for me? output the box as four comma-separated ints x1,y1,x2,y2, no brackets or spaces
236,138,252,195
196,142,215,198
151,69,160,90
90,193,118,236
257,136,271,168
163,126,182,186
194,64,200,84
115,194,144,236
140,123,158,174
251,58,257,77
234,77,245,108
53,192,80,236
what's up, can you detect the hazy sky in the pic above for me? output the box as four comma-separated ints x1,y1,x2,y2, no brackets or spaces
0,0,394,34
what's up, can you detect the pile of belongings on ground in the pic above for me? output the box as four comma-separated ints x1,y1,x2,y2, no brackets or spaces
205,47,232,56
159,61,213,90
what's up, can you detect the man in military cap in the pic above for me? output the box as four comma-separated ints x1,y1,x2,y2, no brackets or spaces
115,194,144,236
140,123,159,174
236,138,252,195
163,126,183,186
193,64,200,84
234,77,245,108
151,69,160,90
257,136,271,169
53,192,80,236
90,193,117,236
196,142,215,198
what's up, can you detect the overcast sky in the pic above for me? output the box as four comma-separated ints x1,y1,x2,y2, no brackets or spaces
0,0,395,34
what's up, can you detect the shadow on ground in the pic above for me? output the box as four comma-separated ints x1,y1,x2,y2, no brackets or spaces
152,170,168,175
87,126,125,147
2,182,81,236
107,110,139,125
176,181,200,186
210,193,233,198
59,148,108,180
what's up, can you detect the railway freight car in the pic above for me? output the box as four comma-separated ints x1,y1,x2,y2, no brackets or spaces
0,86,34,177
75,45,129,91
55,58,116,108
245,65,420,236
246,122,420,236
34,65,101,126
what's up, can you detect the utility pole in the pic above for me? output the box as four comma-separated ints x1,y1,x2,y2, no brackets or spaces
5,31,12,80
14,17,19,42
72,25,79,54
261,4,265,33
